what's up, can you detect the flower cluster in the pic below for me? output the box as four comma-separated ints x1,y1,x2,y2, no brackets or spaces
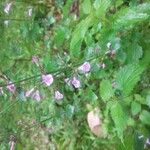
0,60,94,101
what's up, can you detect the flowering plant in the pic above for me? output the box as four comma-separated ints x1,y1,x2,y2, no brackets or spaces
0,0,150,149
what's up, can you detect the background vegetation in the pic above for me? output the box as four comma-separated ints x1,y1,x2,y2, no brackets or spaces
0,0,150,149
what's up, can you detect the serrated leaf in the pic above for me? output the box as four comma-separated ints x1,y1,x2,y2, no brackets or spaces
113,4,149,31
100,80,114,101
134,94,145,104
110,102,127,141
131,101,141,116
126,43,143,63
139,110,150,125
70,15,94,57
93,0,111,18
82,0,91,14
116,64,144,95
146,95,150,108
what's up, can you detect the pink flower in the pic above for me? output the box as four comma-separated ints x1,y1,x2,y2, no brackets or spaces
71,77,81,88
32,56,39,65
9,140,15,150
78,62,91,73
25,88,34,97
42,74,54,86
32,90,41,102
55,90,64,100
7,82,16,93
4,3,12,14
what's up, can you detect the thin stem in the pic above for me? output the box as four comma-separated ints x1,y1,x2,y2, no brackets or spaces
0,54,101,88
0,100,19,116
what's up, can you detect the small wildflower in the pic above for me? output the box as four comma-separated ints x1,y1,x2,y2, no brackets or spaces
138,135,144,139
71,77,81,88
4,3,12,14
105,50,116,58
55,90,64,100
42,74,54,86
9,140,15,150
25,88,35,97
7,82,16,93
64,52,67,55
146,138,150,145
78,62,91,73
112,81,117,88
32,56,39,65
100,63,106,69
107,42,111,49
28,8,32,17
4,20,9,26
32,90,41,102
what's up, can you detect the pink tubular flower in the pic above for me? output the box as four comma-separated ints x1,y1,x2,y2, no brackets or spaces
4,3,12,14
42,74,54,86
32,90,41,102
78,62,91,73
7,82,16,93
71,77,81,88
55,90,64,100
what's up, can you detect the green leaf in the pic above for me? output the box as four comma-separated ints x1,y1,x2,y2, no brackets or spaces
100,80,114,101
93,0,111,18
110,102,127,141
70,15,95,57
131,101,141,116
82,0,91,14
113,3,150,31
134,94,145,105
116,64,144,95
139,110,150,125
65,105,75,119
54,27,67,46
146,95,150,108
126,43,143,64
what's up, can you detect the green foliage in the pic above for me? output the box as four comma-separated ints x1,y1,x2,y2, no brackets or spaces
113,3,150,31
110,101,127,141
116,64,144,95
0,0,150,149
131,101,141,116
100,79,114,102
139,110,150,125
70,14,95,57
